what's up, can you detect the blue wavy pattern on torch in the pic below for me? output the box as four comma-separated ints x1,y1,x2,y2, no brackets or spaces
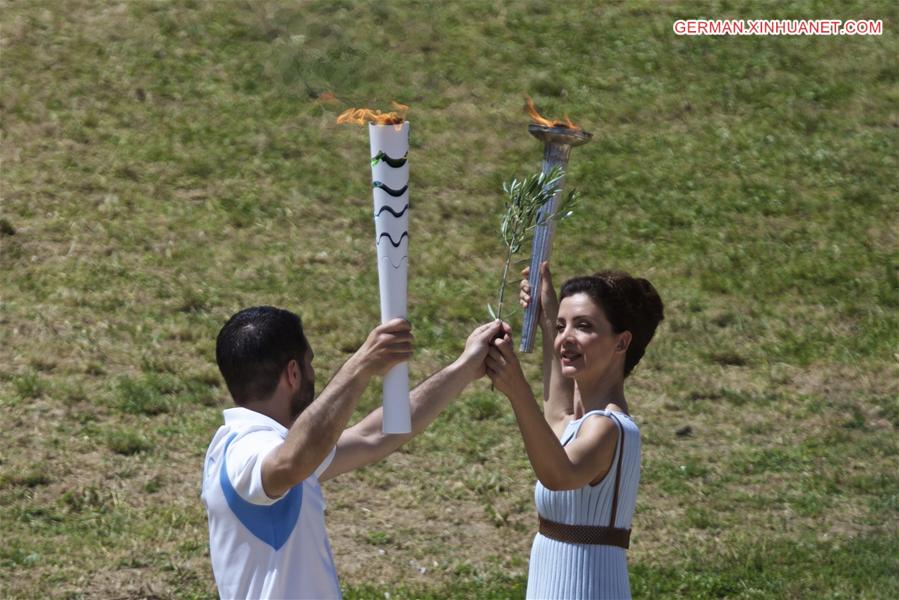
375,204,410,218
377,231,409,247
372,181,409,197
370,151,408,168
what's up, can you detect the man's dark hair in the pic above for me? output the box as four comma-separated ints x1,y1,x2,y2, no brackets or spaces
559,271,664,378
215,306,309,405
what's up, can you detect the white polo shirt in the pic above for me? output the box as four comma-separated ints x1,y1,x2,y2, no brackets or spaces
201,407,339,599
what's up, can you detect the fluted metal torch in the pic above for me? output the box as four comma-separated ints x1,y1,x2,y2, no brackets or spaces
519,122,592,353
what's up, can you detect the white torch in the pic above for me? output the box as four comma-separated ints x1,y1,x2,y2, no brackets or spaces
338,104,412,434
369,121,411,434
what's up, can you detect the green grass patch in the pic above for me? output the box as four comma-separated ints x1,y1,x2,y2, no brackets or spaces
13,372,45,400
1,469,51,489
631,533,899,599
116,372,219,415
106,428,153,455
344,572,527,600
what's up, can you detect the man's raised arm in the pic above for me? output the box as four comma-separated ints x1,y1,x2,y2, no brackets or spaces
261,319,412,498
320,320,507,481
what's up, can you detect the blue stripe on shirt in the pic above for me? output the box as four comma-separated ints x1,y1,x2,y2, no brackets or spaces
219,433,303,551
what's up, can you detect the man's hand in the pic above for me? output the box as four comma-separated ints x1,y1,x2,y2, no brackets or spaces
485,333,530,399
520,261,559,331
455,320,510,380
353,318,413,377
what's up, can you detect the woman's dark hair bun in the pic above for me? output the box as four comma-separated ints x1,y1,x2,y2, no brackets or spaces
633,277,665,325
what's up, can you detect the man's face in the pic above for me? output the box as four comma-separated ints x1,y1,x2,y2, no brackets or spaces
290,347,316,421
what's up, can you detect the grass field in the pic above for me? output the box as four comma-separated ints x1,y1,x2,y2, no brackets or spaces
1,0,897,598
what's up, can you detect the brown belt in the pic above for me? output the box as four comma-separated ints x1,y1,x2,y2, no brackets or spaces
538,515,631,549
538,412,631,549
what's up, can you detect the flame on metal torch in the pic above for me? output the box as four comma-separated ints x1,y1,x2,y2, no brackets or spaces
524,95,581,130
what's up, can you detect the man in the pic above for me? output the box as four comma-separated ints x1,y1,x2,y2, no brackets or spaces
201,306,505,599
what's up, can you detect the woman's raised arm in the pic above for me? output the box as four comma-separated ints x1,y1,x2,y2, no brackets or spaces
521,262,574,435
486,334,617,490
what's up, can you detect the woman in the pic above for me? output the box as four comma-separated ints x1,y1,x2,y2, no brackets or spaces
486,263,664,599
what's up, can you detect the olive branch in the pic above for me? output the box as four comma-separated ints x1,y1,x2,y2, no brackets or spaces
488,166,579,321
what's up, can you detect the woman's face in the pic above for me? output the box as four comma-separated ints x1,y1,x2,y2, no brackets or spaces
554,292,628,380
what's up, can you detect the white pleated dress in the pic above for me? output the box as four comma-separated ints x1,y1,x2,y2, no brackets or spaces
527,410,641,600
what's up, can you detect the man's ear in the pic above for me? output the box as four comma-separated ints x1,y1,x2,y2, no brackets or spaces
615,331,632,354
285,359,300,388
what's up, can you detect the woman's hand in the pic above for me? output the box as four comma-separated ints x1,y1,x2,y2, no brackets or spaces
486,332,530,399
455,320,510,380
520,261,559,331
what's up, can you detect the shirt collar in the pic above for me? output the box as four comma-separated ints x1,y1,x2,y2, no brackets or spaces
223,407,289,436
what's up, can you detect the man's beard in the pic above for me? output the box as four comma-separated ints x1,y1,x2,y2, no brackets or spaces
289,377,315,421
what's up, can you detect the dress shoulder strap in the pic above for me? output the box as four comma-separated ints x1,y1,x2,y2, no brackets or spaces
566,409,614,442
606,412,626,529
